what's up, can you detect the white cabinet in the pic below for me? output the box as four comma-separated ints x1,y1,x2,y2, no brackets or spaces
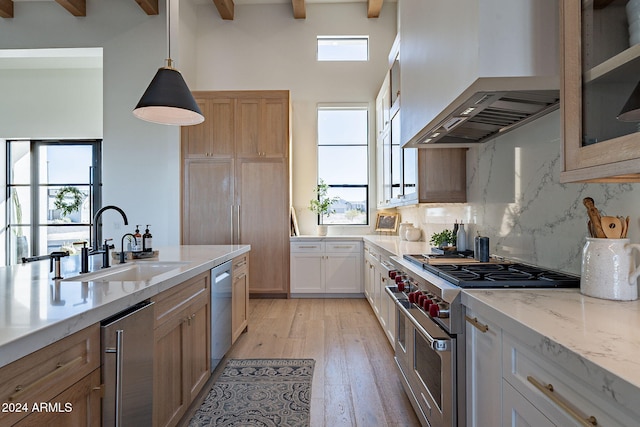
502,333,637,427
290,240,362,295
363,243,395,347
465,309,502,427
502,381,553,427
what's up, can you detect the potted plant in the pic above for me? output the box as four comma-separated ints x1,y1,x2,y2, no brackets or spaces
429,229,456,251
309,179,339,236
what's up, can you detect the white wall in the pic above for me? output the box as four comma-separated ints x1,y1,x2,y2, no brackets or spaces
0,0,180,251
0,67,102,139
192,2,398,235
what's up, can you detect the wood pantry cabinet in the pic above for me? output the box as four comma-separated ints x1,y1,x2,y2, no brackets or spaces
561,0,640,182
0,324,101,427
181,91,290,297
232,253,249,343
152,271,210,427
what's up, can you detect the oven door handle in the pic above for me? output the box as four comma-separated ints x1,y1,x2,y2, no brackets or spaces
395,299,451,352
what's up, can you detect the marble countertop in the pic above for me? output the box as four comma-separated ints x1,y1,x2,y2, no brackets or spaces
462,289,640,413
0,245,250,368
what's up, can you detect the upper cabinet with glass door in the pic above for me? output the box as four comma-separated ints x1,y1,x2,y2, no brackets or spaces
561,0,640,182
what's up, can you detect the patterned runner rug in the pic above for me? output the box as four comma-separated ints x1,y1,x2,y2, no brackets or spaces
189,358,315,427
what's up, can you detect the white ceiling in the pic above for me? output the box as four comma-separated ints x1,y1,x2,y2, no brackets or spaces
0,0,395,69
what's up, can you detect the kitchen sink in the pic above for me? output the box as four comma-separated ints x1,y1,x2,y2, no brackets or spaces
61,261,191,282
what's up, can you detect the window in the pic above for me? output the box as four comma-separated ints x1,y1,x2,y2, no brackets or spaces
317,36,369,61
317,106,368,225
7,140,102,264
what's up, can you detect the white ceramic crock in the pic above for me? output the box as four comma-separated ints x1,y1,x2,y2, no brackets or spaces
581,237,640,301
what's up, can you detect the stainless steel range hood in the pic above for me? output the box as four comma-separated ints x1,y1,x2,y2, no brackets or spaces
405,76,560,148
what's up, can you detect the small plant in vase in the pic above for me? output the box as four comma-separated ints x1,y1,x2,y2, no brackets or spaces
309,179,340,236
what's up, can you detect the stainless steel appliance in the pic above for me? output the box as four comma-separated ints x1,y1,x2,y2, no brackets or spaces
101,300,154,427
211,260,232,370
386,255,580,427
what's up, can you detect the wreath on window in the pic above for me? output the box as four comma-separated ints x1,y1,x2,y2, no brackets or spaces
54,186,86,217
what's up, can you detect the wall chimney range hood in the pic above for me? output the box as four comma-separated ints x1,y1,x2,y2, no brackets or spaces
406,76,559,148
400,0,559,149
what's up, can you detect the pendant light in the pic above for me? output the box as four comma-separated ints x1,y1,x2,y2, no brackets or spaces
617,81,640,122
133,0,204,126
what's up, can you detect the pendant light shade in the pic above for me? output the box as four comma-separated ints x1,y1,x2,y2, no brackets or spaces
132,0,204,126
617,81,640,122
133,60,204,126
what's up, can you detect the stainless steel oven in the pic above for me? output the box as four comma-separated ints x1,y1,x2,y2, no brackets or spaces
388,286,456,427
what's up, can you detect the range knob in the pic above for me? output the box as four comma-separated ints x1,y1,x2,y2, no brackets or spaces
395,275,405,284
420,295,434,310
408,290,422,304
389,270,398,279
397,279,409,292
428,302,450,319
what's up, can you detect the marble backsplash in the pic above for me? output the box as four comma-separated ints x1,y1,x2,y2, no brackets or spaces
397,111,639,275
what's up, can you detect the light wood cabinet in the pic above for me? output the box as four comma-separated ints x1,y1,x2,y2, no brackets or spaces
560,0,640,182
182,97,235,158
182,91,290,297
0,324,100,427
290,240,363,295
152,272,210,427
232,253,249,343
182,158,234,245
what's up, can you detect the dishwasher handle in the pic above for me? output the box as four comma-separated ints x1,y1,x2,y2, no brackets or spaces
105,329,124,427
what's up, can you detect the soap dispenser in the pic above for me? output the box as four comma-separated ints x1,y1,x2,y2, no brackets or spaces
133,225,142,251
143,225,153,252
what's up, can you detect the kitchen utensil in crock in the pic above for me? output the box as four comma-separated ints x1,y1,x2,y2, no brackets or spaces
583,197,606,238
601,216,623,239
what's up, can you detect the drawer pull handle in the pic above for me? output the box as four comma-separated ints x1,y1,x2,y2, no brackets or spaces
234,260,247,268
10,356,84,401
297,245,318,249
465,315,489,333
332,245,353,249
527,376,598,426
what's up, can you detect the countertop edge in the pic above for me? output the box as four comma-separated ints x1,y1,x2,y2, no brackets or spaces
0,245,250,369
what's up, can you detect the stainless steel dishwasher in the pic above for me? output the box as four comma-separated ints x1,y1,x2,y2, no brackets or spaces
211,260,232,370
101,300,154,427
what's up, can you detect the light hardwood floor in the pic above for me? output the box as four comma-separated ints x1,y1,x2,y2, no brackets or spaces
225,297,421,427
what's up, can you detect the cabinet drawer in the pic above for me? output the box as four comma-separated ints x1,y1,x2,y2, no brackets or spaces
326,241,361,253
232,254,249,276
0,324,100,426
290,241,324,253
152,271,210,327
503,333,637,426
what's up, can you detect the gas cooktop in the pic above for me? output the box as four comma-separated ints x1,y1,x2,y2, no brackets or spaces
403,254,580,288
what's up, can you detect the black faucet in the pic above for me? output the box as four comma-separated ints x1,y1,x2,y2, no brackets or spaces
101,238,113,269
119,233,138,264
92,205,129,252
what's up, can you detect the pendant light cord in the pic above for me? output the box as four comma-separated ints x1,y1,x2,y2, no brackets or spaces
166,0,172,68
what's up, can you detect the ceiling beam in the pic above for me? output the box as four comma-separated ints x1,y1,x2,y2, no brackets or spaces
55,0,86,16
292,0,305,19
213,0,234,20
367,0,383,18
0,0,13,19
134,0,159,15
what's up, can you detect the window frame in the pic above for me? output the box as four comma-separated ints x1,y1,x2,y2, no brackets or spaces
316,104,370,226
316,35,370,61
6,139,102,264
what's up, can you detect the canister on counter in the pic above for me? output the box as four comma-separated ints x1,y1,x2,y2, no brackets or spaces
478,236,490,262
